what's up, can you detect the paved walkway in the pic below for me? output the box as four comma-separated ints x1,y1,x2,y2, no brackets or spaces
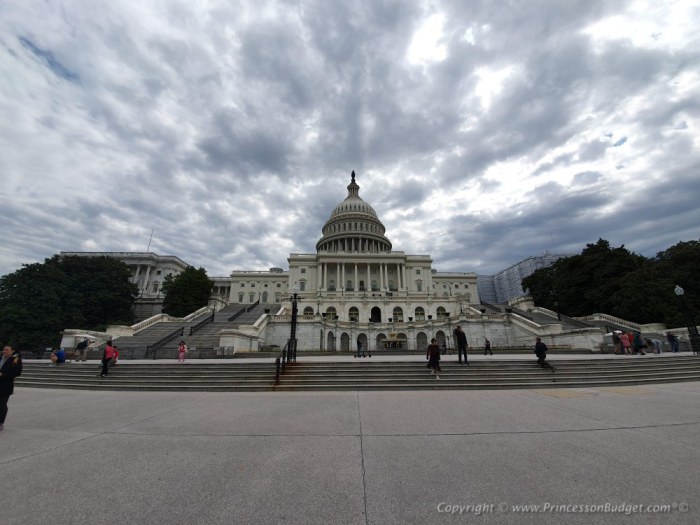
2,378,699,524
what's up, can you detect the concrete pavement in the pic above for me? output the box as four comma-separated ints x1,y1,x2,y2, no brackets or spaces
1,380,698,524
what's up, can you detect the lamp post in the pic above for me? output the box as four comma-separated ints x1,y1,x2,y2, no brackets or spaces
289,284,300,362
674,285,700,354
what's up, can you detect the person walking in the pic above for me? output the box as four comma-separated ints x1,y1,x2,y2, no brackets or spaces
484,338,493,356
0,345,23,431
534,337,556,372
178,340,188,364
75,338,90,362
667,333,680,353
453,325,469,365
426,338,441,379
100,341,116,377
620,332,632,355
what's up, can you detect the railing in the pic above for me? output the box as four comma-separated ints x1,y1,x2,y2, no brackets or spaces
480,301,504,312
558,313,594,329
146,327,184,359
246,300,260,312
275,343,289,385
228,306,247,322
189,311,215,335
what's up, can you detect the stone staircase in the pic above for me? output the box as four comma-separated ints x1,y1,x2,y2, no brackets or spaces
16,356,700,392
17,362,277,391
275,356,700,391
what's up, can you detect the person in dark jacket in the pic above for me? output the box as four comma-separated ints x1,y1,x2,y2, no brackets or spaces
0,345,23,430
453,325,469,365
534,338,555,373
426,338,441,379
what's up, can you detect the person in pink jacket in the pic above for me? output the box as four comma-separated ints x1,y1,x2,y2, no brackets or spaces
619,333,632,355
178,341,188,364
100,341,116,377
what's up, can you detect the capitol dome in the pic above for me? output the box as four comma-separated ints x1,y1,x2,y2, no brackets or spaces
316,171,393,253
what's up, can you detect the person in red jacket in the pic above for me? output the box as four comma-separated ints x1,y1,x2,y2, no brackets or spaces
426,338,442,379
0,345,23,430
100,341,116,377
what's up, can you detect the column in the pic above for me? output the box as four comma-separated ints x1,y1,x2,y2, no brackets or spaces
317,263,322,291
354,264,358,292
143,265,152,294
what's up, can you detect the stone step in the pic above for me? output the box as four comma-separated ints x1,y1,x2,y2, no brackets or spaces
15,357,700,392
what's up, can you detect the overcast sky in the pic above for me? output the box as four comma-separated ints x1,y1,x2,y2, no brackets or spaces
2,1,699,279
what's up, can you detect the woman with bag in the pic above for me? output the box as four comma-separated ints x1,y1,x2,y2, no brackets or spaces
100,341,116,377
426,338,441,379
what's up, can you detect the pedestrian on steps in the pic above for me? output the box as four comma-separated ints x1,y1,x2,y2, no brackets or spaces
534,337,556,373
100,341,116,377
178,341,188,364
426,338,441,379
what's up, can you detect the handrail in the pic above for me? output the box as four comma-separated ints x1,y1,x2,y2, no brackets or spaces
228,306,247,322
480,301,504,312
146,327,184,359
246,300,260,312
189,311,215,336
275,343,289,385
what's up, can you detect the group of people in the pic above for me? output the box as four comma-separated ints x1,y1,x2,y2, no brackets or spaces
611,330,680,355
426,333,556,378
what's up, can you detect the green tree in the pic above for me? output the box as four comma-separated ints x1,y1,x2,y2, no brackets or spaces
161,266,213,318
0,255,138,349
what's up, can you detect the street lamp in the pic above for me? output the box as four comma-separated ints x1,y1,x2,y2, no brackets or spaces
289,284,300,362
674,285,700,354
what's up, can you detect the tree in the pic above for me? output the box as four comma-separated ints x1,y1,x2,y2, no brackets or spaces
522,238,700,326
0,255,138,350
161,267,213,318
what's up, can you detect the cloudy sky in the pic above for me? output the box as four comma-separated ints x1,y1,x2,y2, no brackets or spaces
1,1,699,279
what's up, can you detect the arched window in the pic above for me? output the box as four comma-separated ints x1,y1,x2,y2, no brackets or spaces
303,306,314,318
416,280,423,292
415,307,425,320
329,279,336,291
393,307,404,322
436,307,447,319
359,280,366,291
238,294,244,302
346,280,353,291
326,306,337,319
249,293,255,302
389,280,396,291
349,307,359,322
262,292,268,302
371,280,378,292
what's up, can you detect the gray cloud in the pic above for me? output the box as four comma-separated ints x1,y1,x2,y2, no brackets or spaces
1,0,699,280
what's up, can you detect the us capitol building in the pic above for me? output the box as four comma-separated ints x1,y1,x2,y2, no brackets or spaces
62,172,604,352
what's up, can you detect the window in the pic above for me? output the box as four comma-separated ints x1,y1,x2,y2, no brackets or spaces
264,284,268,288
249,293,255,302
415,307,425,320
301,268,306,274
326,306,337,319
416,269,421,275
346,280,353,291
251,283,256,287
277,283,281,288
389,280,396,291
329,279,336,291
416,280,423,292
359,280,365,291
437,307,447,319
262,292,268,302
371,280,378,292
241,283,245,287
303,306,314,318
349,307,359,322
300,281,306,291
152,282,159,292
239,294,244,302
156,270,161,275
393,307,403,322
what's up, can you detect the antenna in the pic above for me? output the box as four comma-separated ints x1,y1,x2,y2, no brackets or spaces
146,229,154,252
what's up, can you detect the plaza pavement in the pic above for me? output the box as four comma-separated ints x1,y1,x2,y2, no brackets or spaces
1,355,699,525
